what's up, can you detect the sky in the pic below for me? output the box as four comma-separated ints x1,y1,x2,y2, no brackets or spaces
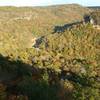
0,0,100,7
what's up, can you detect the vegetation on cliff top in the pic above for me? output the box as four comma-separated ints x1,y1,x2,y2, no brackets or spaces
0,23,100,100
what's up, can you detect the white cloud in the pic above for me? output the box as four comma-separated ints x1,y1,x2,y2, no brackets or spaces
0,0,55,6
0,0,100,6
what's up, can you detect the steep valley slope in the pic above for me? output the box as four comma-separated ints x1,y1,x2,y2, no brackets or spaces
0,4,90,55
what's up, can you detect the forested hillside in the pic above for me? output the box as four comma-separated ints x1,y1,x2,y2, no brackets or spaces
0,23,100,100
0,4,90,55
0,4,100,100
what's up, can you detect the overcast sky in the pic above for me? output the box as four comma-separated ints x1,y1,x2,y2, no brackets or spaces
0,0,100,6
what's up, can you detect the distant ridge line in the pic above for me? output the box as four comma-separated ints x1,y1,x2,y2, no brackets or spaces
88,6,100,9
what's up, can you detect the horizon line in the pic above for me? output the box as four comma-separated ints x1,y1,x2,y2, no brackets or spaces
0,3,99,7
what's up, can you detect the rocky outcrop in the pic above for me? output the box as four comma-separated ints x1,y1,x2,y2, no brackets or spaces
84,11,100,29
53,21,83,33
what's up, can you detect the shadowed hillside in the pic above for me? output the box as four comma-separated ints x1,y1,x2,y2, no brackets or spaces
0,41,100,100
